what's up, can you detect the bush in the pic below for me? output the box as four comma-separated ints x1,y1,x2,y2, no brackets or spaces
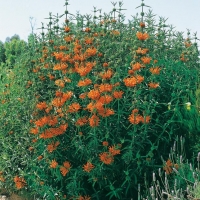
0,0,199,199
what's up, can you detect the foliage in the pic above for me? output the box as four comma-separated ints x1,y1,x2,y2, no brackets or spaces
0,0,200,199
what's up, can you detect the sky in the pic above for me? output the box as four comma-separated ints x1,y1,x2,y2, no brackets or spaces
0,0,200,46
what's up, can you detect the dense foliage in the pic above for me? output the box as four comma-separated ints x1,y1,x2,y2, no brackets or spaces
0,0,200,199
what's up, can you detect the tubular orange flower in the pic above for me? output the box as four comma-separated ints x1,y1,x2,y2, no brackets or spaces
109,146,120,156
142,116,151,124
36,102,47,110
75,116,88,126
89,114,100,127
99,83,113,93
13,176,26,189
136,32,149,41
30,127,39,135
102,141,109,146
83,162,95,172
99,152,114,165
85,48,97,57
50,160,58,168
148,82,159,89
63,161,71,169
100,69,113,80
113,91,124,99
77,78,92,87
163,159,173,175
149,67,161,75
78,195,91,200
68,103,81,113
47,141,60,153
85,37,93,45
99,95,113,104
60,166,69,176
135,75,144,84
64,26,70,32
123,77,137,87
140,22,145,28
37,155,43,160
98,108,115,117
55,79,65,88
64,35,74,43
85,27,91,32
79,93,87,99
141,57,151,64
136,47,149,55
88,89,101,100
128,114,144,124
131,62,143,71
103,62,109,67
53,52,64,60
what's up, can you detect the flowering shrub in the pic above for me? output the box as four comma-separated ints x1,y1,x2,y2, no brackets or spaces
0,0,200,199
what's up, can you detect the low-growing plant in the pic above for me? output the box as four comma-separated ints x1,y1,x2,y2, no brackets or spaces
140,137,200,200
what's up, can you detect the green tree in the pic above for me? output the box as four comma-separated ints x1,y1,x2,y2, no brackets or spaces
0,41,6,63
4,38,27,68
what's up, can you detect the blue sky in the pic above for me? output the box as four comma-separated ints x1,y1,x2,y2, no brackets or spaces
0,0,199,45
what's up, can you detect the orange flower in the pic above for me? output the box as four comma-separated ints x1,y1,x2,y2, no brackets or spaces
99,83,113,93
79,93,87,99
102,141,109,146
103,62,109,67
149,67,161,75
140,22,145,28
135,75,144,84
13,176,26,189
89,114,100,127
99,69,113,80
85,27,91,32
47,141,60,153
37,155,43,160
40,124,68,139
36,102,47,110
64,26,70,32
50,160,58,168
60,161,71,176
88,89,100,100
99,95,113,104
75,116,88,126
98,108,115,117
85,48,97,57
83,162,95,172
53,52,64,60
109,146,120,156
55,79,65,88
141,57,151,64
136,47,148,55
78,195,91,200
136,32,149,41
143,116,151,124
68,103,81,113
63,161,71,169
131,62,143,71
77,78,92,87
99,152,114,165
85,37,93,45
163,159,173,175
128,114,144,124
60,166,69,176
123,77,137,87
148,83,159,89
64,35,74,43
113,91,124,99
30,127,39,135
